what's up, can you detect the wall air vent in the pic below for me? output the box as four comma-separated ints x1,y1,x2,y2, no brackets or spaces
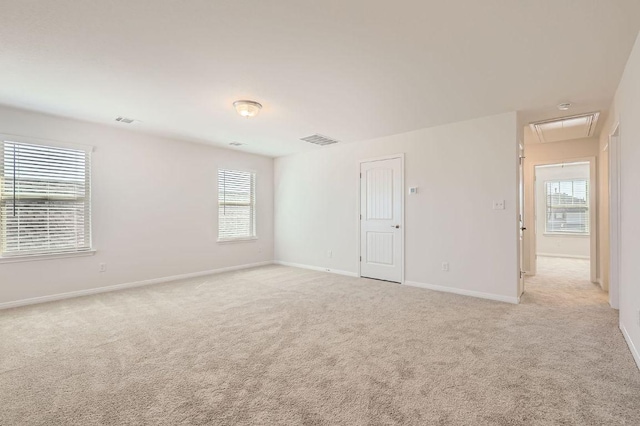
300,134,340,146
530,112,600,144
115,116,136,124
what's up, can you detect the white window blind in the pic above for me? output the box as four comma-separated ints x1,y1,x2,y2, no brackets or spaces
218,169,256,241
0,140,92,257
545,179,589,234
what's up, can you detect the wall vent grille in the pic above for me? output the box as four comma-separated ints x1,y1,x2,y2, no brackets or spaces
115,116,135,124
300,134,340,146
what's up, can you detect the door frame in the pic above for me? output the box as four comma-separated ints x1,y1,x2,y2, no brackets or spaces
358,153,405,284
529,156,597,283
518,142,525,297
608,122,621,309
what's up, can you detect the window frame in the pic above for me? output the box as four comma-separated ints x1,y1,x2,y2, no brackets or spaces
217,167,257,243
0,134,94,262
543,178,590,236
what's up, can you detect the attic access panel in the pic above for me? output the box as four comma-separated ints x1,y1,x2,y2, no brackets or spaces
530,112,600,143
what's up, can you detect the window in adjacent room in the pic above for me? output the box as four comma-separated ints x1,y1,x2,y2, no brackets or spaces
218,168,256,241
544,179,589,235
0,139,92,258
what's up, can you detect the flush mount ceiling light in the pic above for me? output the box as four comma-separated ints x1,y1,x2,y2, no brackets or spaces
233,100,262,118
557,102,572,111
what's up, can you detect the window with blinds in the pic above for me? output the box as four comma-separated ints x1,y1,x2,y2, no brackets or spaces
0,139,92,257
218,168,256,241
545,179,589,235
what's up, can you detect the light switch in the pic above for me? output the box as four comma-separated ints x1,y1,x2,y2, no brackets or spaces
493,200,505,210
409,187,418,194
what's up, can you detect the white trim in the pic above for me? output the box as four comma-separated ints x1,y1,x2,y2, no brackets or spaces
0,132,94,152
609,121,621,309
0,249,96,264
530,157,597,283
217,237,258,244
358,153,405,284
404,280,519,304
620,322,640,371
274,260,358,277
536,253,590,260
542,232,590,238
0,261,273,310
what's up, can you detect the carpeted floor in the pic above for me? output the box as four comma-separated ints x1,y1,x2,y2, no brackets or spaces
1,258,639,425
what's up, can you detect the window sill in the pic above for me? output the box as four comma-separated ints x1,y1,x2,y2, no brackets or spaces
0,250,96,264
543,233,590,238
217,237,258,244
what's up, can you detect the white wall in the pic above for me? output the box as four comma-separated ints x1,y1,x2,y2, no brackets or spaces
522,138,599,274
0,106,274,305
606,31,640,368
275,112,519,302
534,163,590,259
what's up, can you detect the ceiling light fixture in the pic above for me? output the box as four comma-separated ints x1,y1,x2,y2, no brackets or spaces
233,100,262,118
557,102,572,111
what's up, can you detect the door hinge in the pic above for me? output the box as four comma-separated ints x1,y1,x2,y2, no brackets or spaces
360,256,362,262
360,214,362,220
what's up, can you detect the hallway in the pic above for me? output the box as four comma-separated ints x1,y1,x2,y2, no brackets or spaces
524,256,605,307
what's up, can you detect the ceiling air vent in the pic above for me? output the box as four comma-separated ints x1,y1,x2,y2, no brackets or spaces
530,112,600,143
115,116,135,124
229,142,244,146
300,134,340,146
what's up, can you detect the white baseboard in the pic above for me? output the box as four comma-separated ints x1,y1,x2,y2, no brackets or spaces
273,260,358,278
404,280,519,304
537,253,590,260
620,321,640,371
0,261,274,310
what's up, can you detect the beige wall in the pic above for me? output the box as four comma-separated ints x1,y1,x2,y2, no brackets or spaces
0,106,275,306
522,138,599,275
604,30,640,368
275,112,520,303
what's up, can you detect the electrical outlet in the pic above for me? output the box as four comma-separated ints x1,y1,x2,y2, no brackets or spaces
493,200,505,210
442,262,449,272
327,250,332,258
99,263,107,273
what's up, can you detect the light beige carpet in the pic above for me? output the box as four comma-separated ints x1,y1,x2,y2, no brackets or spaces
1,258,639,425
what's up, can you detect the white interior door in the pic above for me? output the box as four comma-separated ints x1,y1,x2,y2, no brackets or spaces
360,157,403,283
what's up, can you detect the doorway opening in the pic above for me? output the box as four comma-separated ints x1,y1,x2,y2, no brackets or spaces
531,160,596,286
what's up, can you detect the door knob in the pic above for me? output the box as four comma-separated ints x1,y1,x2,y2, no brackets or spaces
391,225,400,229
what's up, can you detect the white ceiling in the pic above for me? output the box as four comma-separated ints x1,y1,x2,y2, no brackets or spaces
1,1,639,157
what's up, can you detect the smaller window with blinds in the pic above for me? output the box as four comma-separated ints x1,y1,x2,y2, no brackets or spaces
218,168,256,241
545,179,589,235
0,138,92,258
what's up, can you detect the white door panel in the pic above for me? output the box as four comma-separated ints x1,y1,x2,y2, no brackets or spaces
360,157,403,282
